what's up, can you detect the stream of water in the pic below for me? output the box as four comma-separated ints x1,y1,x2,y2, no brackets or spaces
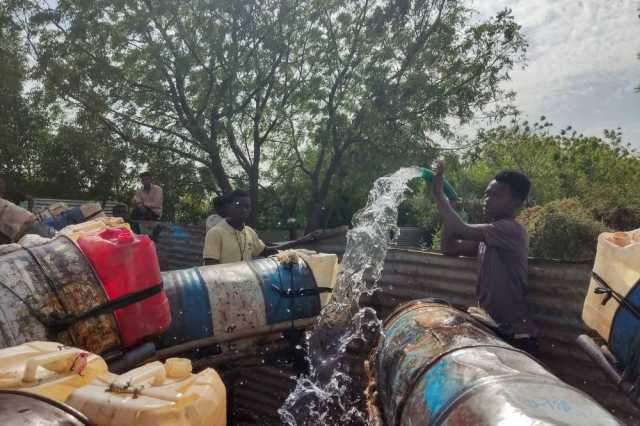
279,167,422,425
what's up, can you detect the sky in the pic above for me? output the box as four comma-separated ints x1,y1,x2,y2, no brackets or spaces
472,0,640,147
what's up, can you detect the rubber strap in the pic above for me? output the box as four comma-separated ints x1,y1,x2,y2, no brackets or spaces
0,278,163,334
46,283,163,332
270,285,332,298
592,271,640,319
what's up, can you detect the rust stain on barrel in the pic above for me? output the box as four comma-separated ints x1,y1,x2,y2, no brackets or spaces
0,237,121,353
443,402,483,425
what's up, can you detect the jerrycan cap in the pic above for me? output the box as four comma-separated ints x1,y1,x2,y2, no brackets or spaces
116,229,134,244
165,358,192,379
100,227,134,244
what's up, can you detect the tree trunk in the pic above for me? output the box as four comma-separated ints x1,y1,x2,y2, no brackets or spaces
305,176,334,233
304,140,348,232
305,198,324,234
207,143,233,194
248,165,259,227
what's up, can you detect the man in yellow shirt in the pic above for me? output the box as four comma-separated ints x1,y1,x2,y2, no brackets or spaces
203,190,272,265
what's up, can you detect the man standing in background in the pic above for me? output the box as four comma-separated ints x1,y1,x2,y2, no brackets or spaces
131,171,163,221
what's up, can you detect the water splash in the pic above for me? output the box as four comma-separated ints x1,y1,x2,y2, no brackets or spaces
279,167,422,425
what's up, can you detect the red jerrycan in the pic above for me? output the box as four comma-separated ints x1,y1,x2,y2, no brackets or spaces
78,226,171,347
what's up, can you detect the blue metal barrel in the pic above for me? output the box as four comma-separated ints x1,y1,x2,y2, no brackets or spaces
610,282,640,367
371,300,621,426
158,257,322,348
41,207,87,230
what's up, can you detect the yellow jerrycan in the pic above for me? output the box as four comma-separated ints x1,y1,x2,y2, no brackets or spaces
0,341,108,402
67,358,226,426
582,229,640,366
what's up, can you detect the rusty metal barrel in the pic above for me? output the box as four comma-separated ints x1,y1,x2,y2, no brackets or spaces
156,257,328,355
0,237,121,354
370,300,621,425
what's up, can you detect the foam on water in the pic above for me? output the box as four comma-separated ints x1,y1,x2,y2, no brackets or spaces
279,167,422,425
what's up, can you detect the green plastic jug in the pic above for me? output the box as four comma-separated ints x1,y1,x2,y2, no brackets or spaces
419,168,459,201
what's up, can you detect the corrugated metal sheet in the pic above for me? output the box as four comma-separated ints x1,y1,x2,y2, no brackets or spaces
139,224,640,424
231,365,298,425
392,226,427,249
292,230,640,424
360,249,639,425
137,221,205,270
259,229,305,244
140,223,351,270
292,226,349,259
293,226,426,255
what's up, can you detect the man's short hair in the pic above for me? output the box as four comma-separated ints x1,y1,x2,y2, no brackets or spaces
495,170,531,201
226,189,249,202
140,171,152,178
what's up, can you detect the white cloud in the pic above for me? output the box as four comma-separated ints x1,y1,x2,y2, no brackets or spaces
470,0,640,146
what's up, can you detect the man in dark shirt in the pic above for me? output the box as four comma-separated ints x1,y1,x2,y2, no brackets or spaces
429,161,537,349
0,176,33,211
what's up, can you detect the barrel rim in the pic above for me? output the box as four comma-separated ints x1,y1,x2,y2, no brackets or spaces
381,299,496,336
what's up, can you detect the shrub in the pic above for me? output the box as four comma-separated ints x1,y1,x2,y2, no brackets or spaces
589,200,640,231
518,198,609,261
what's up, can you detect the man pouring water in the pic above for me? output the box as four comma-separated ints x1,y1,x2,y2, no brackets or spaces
429,160,538,351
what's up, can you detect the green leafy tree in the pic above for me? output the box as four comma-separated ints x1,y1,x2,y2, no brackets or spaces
455,118,564,205
23,0,526,230
288,1,527,231
1,4,134,202
0,3,48,187
400,119,640,252
451,120,640,230
28,0,311,224
34,111,130,200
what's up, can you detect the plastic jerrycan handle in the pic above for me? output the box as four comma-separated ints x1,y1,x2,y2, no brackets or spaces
23,350,83,382
420,168,459,201
112,361,166,389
